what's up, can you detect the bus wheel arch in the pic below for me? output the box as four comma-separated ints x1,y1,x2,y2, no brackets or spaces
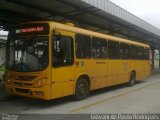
129,70,136,86
74,74,90,100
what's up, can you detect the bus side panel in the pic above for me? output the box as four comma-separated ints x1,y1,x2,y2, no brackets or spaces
75,59,94,90
107,60,117,86
90,59,107,90
51,81,74,99
129,60,150,81
74,59,107,91
143,60,151,79
118,60,130,84
129,60,139,78
136,60,151,80
107,60,120,86
107,60,130,87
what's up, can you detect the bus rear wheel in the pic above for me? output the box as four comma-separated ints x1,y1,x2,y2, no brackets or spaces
74,78,89,101
129,72,136,86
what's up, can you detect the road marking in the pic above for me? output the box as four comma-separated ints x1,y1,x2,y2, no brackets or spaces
70,81,160,113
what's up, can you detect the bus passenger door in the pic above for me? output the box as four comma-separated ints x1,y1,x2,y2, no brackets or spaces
51,31,75,99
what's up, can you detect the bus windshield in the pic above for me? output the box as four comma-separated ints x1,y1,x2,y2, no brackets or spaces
6,36,49,72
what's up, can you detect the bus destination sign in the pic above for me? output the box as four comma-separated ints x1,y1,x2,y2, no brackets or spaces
16,27,44,33
15,23,49,36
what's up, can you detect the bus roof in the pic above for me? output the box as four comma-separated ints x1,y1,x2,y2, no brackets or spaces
32,21,150,48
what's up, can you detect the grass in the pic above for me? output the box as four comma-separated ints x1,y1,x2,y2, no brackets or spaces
0,66,5,72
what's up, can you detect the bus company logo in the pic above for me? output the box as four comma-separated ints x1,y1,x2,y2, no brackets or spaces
123,62,128,71
16,27,44,33
81,61,85,66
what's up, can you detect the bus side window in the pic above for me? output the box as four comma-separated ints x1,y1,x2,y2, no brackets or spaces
108,41,120,59
75,34,91,59
120,43,129,60
137,46,144,60
52,35,74,67
92,37,107,59
144,48,149,60
130,45,137,60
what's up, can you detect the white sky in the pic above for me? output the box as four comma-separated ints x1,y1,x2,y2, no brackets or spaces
109,0,160,29
1,0,160,35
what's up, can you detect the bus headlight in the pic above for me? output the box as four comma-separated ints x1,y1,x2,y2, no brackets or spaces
34,79,45,87
6,79,12,84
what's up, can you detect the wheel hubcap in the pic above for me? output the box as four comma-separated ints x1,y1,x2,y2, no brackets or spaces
78,83,86,95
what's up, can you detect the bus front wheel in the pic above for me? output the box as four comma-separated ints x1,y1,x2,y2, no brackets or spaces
129,72,136,86
74,78,89,101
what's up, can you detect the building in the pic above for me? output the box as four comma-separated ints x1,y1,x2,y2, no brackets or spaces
0,36,7,66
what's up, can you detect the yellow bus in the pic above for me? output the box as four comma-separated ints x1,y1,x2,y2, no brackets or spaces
5,21,150,100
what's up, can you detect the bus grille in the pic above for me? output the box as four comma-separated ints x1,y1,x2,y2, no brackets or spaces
13,82,33,87
15,76,37,81
15,88,30,94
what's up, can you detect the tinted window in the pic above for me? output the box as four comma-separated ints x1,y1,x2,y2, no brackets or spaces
144,48,150,60
92,37,107,59
137,47,144,60
120,43,129,60
52,35,74,67
76,34,91,59
108,41,120,59
130,45,137,59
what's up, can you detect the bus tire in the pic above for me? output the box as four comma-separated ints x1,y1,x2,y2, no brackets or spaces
74,78,89,101
129,72,136,86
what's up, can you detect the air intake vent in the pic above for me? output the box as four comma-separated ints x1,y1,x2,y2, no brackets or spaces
16,76,37,81
15,88,30,94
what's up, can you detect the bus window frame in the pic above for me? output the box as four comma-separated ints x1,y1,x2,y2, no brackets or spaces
144,47,150,60
92,37,108,60
108,40,120,60
120,42,130,60
75,34,92,59
129,45,138,60
52,34,74,68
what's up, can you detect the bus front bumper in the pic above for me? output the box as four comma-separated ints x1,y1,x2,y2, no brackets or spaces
5,83,51,100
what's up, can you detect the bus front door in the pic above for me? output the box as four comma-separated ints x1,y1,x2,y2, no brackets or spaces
51,31,75,99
